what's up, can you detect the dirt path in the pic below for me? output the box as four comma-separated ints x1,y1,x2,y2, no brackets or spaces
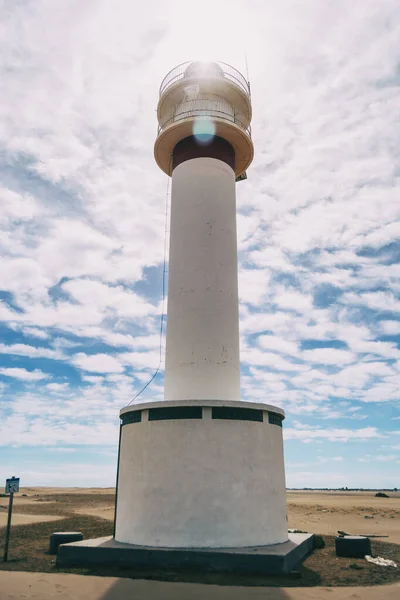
0,571,399,600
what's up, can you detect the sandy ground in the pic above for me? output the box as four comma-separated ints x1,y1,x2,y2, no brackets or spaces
71,490,400,545
3,488,398,544
74,506,115,520
287,491,400,544
0,494,66,526
0,503,63,527
1,571,399,600
0,512,64,527
18,487,115,495
0,489,399,598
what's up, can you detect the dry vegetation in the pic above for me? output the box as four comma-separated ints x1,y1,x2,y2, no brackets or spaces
0,489,399,587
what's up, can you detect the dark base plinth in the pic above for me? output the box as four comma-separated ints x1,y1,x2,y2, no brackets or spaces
49,532,83,555
56,533,314,575
335,535,371,558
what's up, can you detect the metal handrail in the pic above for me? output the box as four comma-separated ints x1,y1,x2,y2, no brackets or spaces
157,99,252,137
159,61,250,97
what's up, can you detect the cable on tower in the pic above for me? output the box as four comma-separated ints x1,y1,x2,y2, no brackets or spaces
127,171,170,406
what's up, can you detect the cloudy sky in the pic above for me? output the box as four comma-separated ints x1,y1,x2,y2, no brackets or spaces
1,0,399,488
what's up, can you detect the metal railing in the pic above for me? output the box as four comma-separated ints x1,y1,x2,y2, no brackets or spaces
159,61,250,97
157,99,252,137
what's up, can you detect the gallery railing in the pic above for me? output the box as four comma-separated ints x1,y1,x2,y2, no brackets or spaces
157,99,251,137
159,61,250,97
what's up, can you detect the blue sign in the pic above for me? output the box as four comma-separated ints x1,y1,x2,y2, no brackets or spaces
5,477,19,494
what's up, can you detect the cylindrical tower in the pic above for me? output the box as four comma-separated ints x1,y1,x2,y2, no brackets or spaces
155,61,254,401
115,61,288,549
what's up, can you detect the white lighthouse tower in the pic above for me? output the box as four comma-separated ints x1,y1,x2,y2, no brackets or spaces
114,61,289,549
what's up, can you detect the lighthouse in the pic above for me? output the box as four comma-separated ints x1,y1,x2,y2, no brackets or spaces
113,61,289,549
57,61,315,573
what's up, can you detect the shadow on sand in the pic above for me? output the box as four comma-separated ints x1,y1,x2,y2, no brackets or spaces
97,578,293,600
96,566,321,600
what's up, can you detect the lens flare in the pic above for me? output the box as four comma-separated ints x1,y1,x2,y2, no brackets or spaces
185,61,224,80
193,117,216,144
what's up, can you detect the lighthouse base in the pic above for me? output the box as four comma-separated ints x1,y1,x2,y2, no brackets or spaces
115,399,288,548
56,532,315,575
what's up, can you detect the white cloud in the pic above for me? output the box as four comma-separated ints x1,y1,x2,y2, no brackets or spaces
241,348,308,372
380,321,400,335
81,374,104,383
46,382,70,392
0,368,49,381
317,456,344,463
347,339,400,359
285,427,382,442
0,0,399,487
247,248,294,272
342,292,400,313
275,289,314,313
239,269,271,305
119,351,161,371
300,348,355,366
62,279,156,319
19,327,50,340
0,343,63,360
44,447,77,453
358,453,399,463
258,335,298,356
71,353,124,374
0,461,117,487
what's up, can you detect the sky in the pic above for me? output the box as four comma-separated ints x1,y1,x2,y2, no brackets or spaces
0,0,400,489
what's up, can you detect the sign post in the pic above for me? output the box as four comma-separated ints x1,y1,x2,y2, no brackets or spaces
3,476,19,562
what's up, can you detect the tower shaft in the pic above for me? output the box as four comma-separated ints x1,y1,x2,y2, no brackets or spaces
165,153,240,401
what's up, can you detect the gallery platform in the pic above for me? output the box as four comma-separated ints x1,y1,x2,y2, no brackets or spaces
56,532,314,575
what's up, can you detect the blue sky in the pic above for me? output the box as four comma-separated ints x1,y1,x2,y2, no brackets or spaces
1,0,400,488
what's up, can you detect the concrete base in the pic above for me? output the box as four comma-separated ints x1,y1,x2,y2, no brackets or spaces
56,533,314,575
116,400,288,548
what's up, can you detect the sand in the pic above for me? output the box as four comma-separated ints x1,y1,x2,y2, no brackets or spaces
0,494,66,527
0,489,399,598
1,571,399,600
19,487,115,495
4,488,397,545
287,490,400,506
70,490,400,545
0,489,114,528
0,512,64,527
287,491,400,544
74,506,115,520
